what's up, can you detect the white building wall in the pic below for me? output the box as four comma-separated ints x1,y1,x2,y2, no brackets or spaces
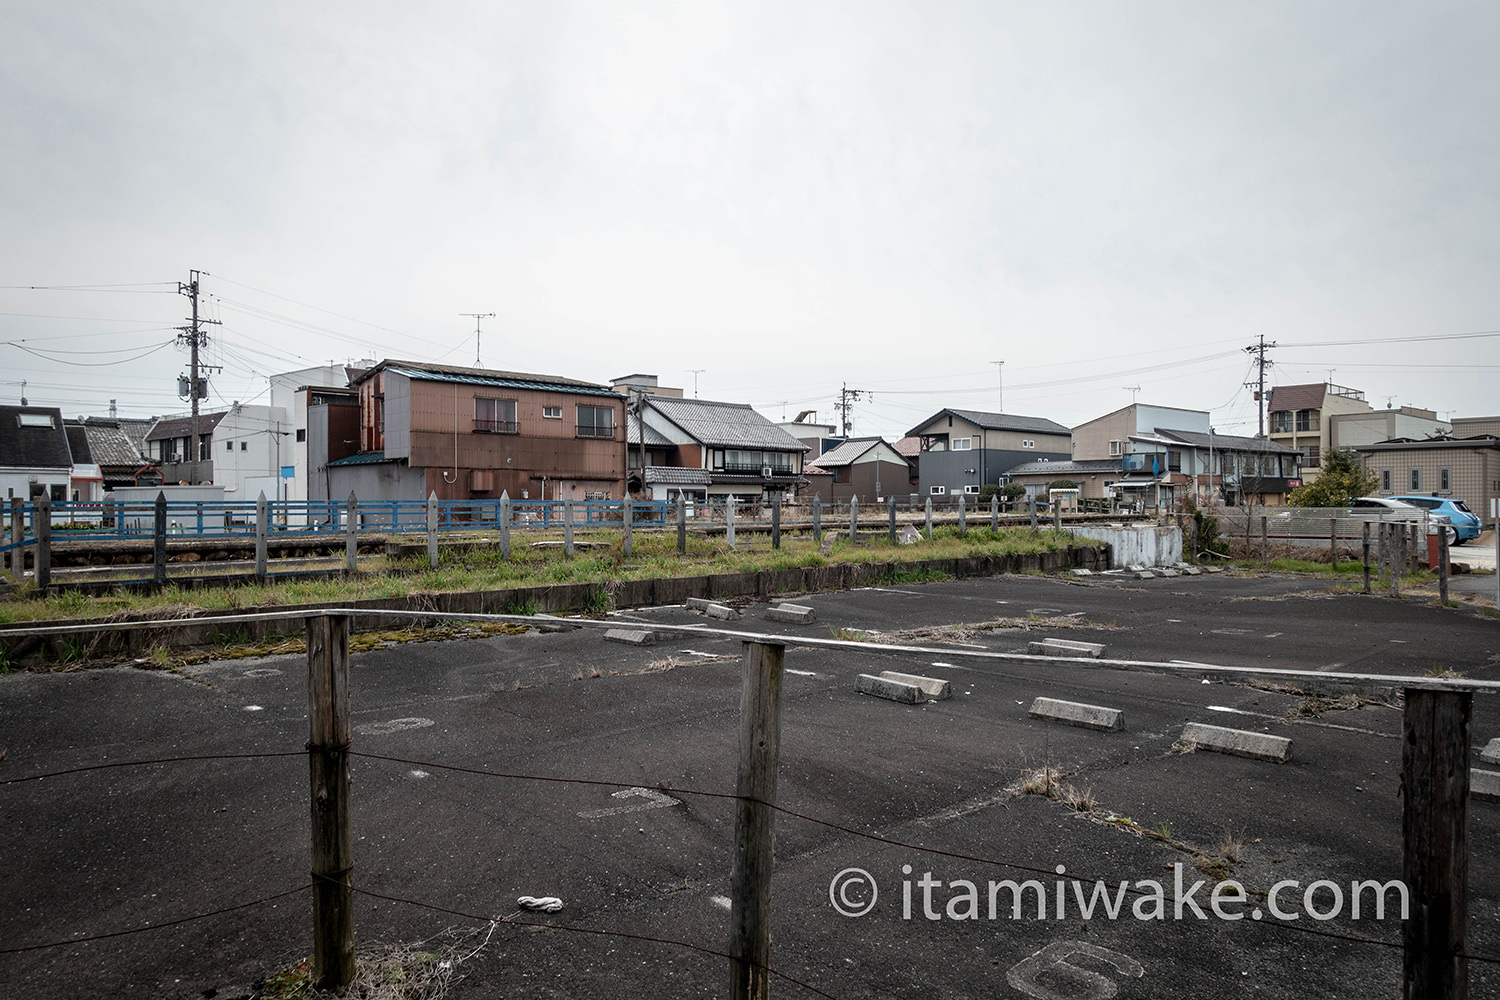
269,362,367,507
212,404,290,502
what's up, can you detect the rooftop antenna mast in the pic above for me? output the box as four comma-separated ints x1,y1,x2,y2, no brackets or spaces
990,360,1004,412
1123,385,1142,404
686,369,705,398
461,312,495,368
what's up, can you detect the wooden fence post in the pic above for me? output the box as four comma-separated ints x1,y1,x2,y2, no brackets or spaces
958,494,967,536
35,494,51,595
1029,496,1037,533
990,493,999,531
849,495,858,541
154,491,168,587
9,498,23,581
426,492,439,567
1053,499,1061,531
1402,687,1470,1000
811,495,822,543
1329,518,1338,567
925,496,933,539
564,498,575,557
771,495,781,550
255,493,269,582
725,496,735,549
500,492,512,559
1260,515,1269,563
888,494,897,544
1438,528,1450,605
677,497,687,554
345,493,358,574
307,613,355,989
622,493,633,558
728,639,785,1000
1362,522,1371,594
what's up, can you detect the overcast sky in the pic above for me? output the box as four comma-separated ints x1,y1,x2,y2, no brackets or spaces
2,1,1497,440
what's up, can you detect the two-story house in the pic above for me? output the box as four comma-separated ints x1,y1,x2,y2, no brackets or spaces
631,395,808,504
328,360,626,503
805,437,914,502
907,409,1071,498
1266,383,1374,482
0,405,73,503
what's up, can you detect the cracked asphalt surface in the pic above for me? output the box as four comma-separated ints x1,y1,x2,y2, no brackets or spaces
3,570,1499,999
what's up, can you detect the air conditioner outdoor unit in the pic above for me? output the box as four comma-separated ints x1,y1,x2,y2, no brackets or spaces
762,466,773,478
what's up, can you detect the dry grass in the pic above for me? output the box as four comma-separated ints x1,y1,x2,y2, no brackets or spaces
258,922,500,999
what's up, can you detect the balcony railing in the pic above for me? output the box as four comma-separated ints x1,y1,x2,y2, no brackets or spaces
473,419,519,434
575,424,615,439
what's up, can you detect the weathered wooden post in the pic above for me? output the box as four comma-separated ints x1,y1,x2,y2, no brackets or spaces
888,494,897,543
1410,523,1421,576
1391,524,1402,598
1329,518,1338,567
1362,522,1372,594
771,495,781,550
34,494,51,595
924,496,933,539
1029,496,1038,533
255,492,269,582
307,613,355,989
677,496,687,554
728,640,785,1000
990,493,999,532
618,494,630,563
345,493,358,574
564,498,575,557
499,491,512,559
9,498,23,580
811,494,822,543
1053,499,1061,531
849,495,858,541
958,494,967,535
426,492,439,567
1260,515,1269,563
1438,529,1450,605
725,496,735,549
154,491,168,586
1402,687,1470,1000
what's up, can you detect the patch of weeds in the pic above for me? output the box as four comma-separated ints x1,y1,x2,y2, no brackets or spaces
830,627,871,642
1427,663,1464,679
505,597,540,616
581,588,612,614
1154,821,1174,841
58,635,88,664
1019,765,1065,797
1295,693,1363,717
1058,783,1095,812
148,644,174,669
256,920,498,998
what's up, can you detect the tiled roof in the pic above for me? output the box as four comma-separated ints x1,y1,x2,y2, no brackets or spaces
363,360,618,397
647,397,808,451
1266,384,1326,413
77,420,148,467
892,435,922,458
626,414,673,449
1152,428,1299,454
146,411,227,441
0,406,72,469
811,437,886,467
65,424,92,465
908,408,1071,437
643,466,713,485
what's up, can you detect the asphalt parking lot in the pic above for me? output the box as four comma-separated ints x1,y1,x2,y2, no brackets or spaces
3,570,1500,999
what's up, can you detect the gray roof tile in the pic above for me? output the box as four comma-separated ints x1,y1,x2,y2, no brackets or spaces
648,397,809,451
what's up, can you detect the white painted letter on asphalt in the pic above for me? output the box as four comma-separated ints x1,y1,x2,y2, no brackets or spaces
577,787,681,819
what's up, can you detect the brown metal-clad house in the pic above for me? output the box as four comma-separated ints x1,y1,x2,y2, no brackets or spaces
808,437,914,502
330,360,626,503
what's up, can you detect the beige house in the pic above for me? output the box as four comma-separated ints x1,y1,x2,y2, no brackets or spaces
1453,415,1500,438
1071,403,1211,460
1328,406,1450,450
1354,435,1500,526
1265,383,1373,480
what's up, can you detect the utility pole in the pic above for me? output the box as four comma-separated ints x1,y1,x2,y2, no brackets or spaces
835,383,864,438
177,270,221,485
990,361,1004,413
1244,333,1277,438
461,312,495,368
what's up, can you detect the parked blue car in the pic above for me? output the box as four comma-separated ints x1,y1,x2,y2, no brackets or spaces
1390,495,1483,545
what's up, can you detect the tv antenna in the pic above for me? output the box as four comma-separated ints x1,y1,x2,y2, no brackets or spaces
990,360,1005,412
461,312,495,367
686,369,705,398
1123,385,1142,404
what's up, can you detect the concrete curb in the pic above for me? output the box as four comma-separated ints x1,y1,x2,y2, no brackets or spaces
855,673,924,704
1480,738,1500,765
878,670,951,700
603,628,655,646
1180,722,1292,763
766,603,816,624
1474,769,1500,802
1028,696,1124,731
1027,638,1105,658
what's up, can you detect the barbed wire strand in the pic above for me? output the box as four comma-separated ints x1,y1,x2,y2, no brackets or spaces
0,885,308,954
335,879,846,1000
0,751,309,786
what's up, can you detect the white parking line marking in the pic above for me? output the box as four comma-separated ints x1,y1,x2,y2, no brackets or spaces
355,717,436,736
577,787,681,819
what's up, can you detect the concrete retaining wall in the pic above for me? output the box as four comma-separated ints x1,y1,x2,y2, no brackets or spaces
1070,524,1182,568
0,543,1108,667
